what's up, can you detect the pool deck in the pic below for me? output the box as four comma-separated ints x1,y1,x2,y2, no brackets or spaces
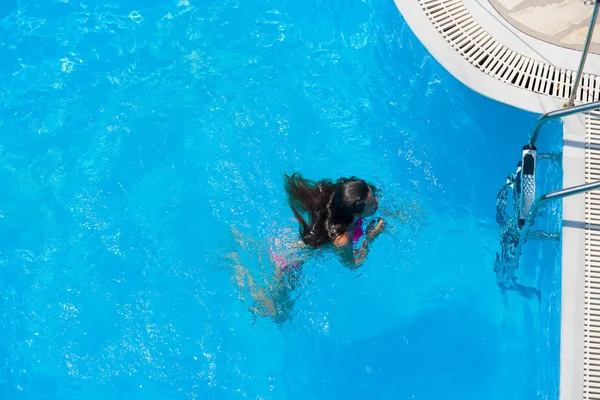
489,0,600,54
393,0,600,398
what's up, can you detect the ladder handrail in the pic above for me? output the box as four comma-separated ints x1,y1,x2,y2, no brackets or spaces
528,100,600,147
513,180,600,264
512,0,600,270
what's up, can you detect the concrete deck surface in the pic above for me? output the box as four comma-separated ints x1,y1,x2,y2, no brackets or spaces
488,0,600,54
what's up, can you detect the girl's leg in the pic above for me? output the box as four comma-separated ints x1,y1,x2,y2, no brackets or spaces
226,251,278,317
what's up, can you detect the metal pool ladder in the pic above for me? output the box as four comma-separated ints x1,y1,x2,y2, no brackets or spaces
513,102,600,400
514,100,600,263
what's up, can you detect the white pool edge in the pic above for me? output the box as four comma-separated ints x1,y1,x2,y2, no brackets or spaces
394,0,590,398
394,0,563,113
562,114,586,399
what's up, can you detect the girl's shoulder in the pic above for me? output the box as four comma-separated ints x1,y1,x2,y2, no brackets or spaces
333,233,351,248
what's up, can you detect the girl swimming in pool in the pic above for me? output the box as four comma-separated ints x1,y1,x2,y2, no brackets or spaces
228,174,386,322
284,173,385,264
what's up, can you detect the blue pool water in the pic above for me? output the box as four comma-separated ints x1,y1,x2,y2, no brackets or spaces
0,0,563,399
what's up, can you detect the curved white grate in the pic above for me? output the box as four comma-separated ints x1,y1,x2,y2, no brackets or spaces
419,0,600,103
585,110,600,400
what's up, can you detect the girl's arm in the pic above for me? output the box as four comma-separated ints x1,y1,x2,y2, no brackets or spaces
334,218,385,269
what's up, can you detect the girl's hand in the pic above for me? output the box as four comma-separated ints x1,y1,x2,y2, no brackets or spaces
366,218,385,240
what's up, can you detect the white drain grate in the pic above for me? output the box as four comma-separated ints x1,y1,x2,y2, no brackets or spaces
419,0,600,103
585,110,600,400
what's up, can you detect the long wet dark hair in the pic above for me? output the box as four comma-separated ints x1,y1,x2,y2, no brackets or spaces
284,173,376,248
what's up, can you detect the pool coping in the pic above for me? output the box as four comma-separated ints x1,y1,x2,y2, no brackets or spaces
394,0,563,114
562,114,585,400
394,0,589,398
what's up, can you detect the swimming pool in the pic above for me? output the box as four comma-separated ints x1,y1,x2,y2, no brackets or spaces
0,0,562,398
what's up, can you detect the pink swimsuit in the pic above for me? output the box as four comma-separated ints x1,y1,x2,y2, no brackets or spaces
350,218,364,243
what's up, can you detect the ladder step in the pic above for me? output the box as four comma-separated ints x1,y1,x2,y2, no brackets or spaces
527,230,560,241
